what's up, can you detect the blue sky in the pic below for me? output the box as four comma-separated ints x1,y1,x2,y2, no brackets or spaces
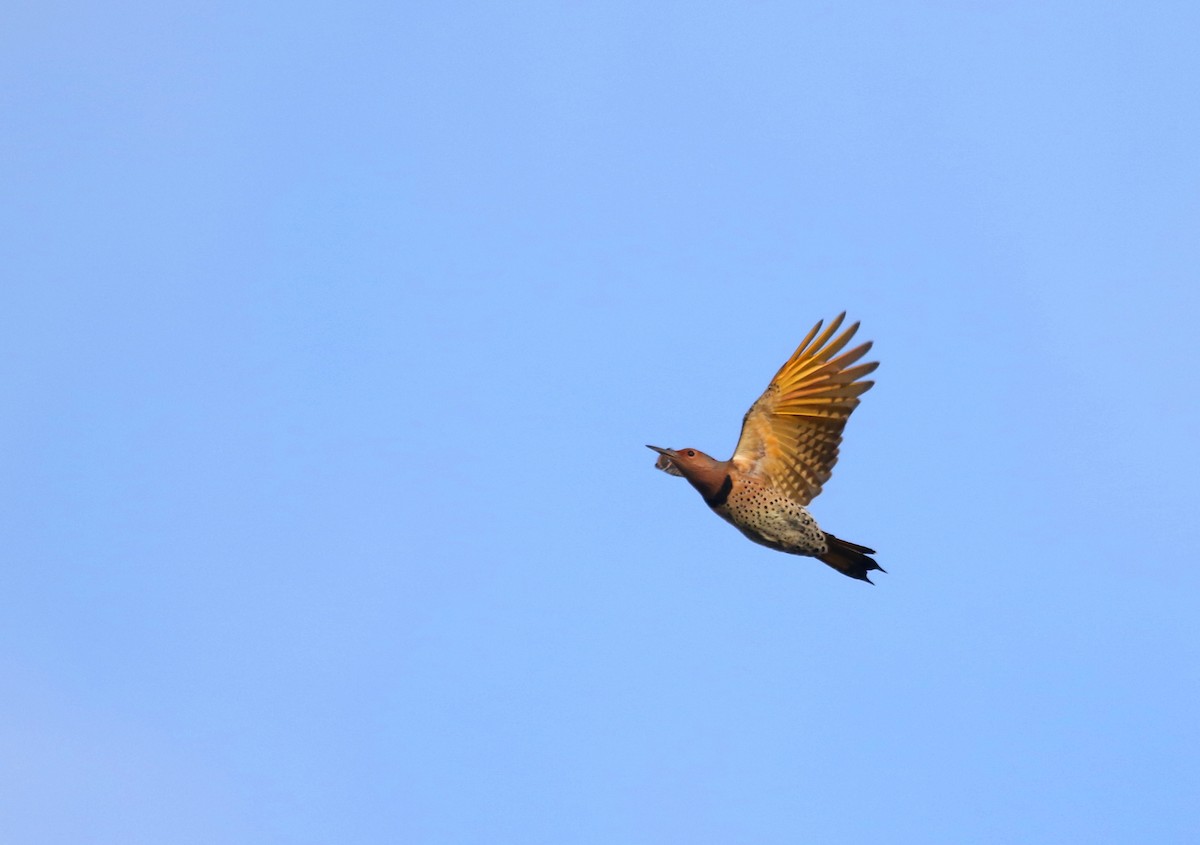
3,2,1199,842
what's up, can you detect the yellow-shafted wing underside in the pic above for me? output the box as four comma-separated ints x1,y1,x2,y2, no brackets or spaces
730,313,877,506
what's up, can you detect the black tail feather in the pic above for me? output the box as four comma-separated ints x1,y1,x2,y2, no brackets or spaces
818,533,885,583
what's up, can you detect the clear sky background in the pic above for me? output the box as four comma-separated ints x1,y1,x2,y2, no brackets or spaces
3,2,1199,843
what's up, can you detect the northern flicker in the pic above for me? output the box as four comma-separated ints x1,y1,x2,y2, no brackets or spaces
648,313,882,582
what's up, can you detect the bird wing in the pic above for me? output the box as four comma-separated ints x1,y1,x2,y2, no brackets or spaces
730,313,877,505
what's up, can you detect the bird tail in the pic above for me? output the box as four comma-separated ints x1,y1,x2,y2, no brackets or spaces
818,533,884,584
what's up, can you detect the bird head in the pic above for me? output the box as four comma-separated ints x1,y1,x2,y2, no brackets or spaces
646,444,712,473
646,445,731,505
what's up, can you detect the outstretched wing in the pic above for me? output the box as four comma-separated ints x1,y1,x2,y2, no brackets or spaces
730,313,877,505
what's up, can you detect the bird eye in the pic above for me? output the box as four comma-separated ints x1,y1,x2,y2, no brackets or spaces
686,450,695,457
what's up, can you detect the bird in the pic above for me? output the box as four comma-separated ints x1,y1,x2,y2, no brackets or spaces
647,312,882,582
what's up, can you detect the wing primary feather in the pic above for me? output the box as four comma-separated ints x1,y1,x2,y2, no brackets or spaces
784,318,825,368
805,313,847,361
810,319,860,363
775,344,875,391
782,383,874,400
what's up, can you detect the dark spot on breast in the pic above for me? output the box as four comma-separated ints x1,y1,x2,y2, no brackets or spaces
705,474,733,508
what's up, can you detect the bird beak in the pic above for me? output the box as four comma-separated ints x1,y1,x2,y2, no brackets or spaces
647,444,685,477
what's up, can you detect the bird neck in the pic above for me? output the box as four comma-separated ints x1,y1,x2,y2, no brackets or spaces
682,460,734,508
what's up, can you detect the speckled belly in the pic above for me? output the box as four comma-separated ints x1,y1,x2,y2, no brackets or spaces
711,477,828,557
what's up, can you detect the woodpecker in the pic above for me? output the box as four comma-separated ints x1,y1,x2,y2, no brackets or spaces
648,313,882,582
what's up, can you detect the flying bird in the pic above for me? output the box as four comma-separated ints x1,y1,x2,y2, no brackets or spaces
648,313,882,582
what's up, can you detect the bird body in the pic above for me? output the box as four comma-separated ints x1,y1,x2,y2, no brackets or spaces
648,313,882,582
718,475,828,556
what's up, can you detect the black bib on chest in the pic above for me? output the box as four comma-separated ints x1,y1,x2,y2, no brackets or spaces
704,474,733,508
